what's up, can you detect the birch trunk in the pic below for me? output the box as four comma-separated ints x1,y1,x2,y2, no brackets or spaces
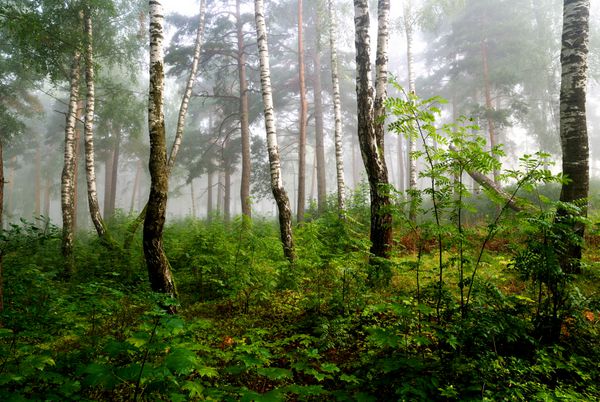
404,0,418,222
297,0,308,223
83,11,110,241
557,0,590,274
61,50,81,276
313,9,326,214
354,0,392,260
328,0,345,214
254,0,296,262
374,0,390,152
125,0,205,250
144,0,176,303
236,0,252,219
167,0,206,175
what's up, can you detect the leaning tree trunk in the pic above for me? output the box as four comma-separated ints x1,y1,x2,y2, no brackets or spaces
254,0,296,262
61,50,81,276
354,0,392,260
328,0,346,215
557,0,590,274
144,0,176,303
124,0,206,250
404,0,418,222
296,0,308,223
236,0,252,219
83,10,113,245
313,9,327,215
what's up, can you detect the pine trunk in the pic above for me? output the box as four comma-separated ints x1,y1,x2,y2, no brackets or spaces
297,0,308,223
237,0,252,219
481,39,500,183
557,0,590,274
61,50,81,276
328,0,346,214
144,0,176,303
354,0,392,260
254,0,296,262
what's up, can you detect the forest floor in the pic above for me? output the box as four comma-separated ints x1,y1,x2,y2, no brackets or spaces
0,212,599,401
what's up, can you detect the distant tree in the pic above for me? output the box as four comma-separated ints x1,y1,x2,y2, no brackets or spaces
557,0,590,274
296,0,308,223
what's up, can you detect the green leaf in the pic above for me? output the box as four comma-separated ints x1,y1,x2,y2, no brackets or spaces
319,362,340,373
256,367,293,380
165,348,199,375
197,366,219,378
182,381,204,397
340,374,360,384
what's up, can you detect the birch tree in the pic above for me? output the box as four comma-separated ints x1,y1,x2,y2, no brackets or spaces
144,0,176,302
254,0,296,262
61,50,81,276
557,0,590,274
354,0,392,260
297,0,308,223
313,5,327,215
328,0,345,215
82,9,113,246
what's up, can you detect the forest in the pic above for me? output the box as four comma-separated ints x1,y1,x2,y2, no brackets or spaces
0,0,599,400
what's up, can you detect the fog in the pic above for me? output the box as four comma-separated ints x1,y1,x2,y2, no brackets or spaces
1,0,599,229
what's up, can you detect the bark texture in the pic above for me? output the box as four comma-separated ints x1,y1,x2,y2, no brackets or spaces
0,140,4,312
296,0,308,223
61,50,81,276
236,0,252,219
254,0,296,262
354,0,392,260
328,0,346,215
558,0,590,274
313,10,327,214
83,11,111,242
404,0,418,222
144,0,176,302
374,0,390,152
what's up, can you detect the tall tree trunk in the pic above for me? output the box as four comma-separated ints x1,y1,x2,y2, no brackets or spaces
61,50,81,276
167,0,206,175
224,167,231,223
396,135,404,192
313,10,327,214
217,169,223,216
328,0,345,214
404,0,418,222
374,0,390,152
104,148,113,217
73,101,83,231
190,179,196,218
254,0,296,262
207,170,213,220
557,0,590,274
43,175,51,218
83,10,111,242
34,143,41,216
108,125,121,215
130,159,142,214
236,0,252,219
481,39,500,183
144,0,176,303
124,0,205,249
0,139,4,313
6,156,16,224
296,0,308,223
354,0,392,260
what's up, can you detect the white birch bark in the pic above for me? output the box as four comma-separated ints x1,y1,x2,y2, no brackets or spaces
374,0,390,152
167,0,206,175
83,11,109,241
404,0,418,222
328,0,346,214
61,49,81,274
254,0,295,262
